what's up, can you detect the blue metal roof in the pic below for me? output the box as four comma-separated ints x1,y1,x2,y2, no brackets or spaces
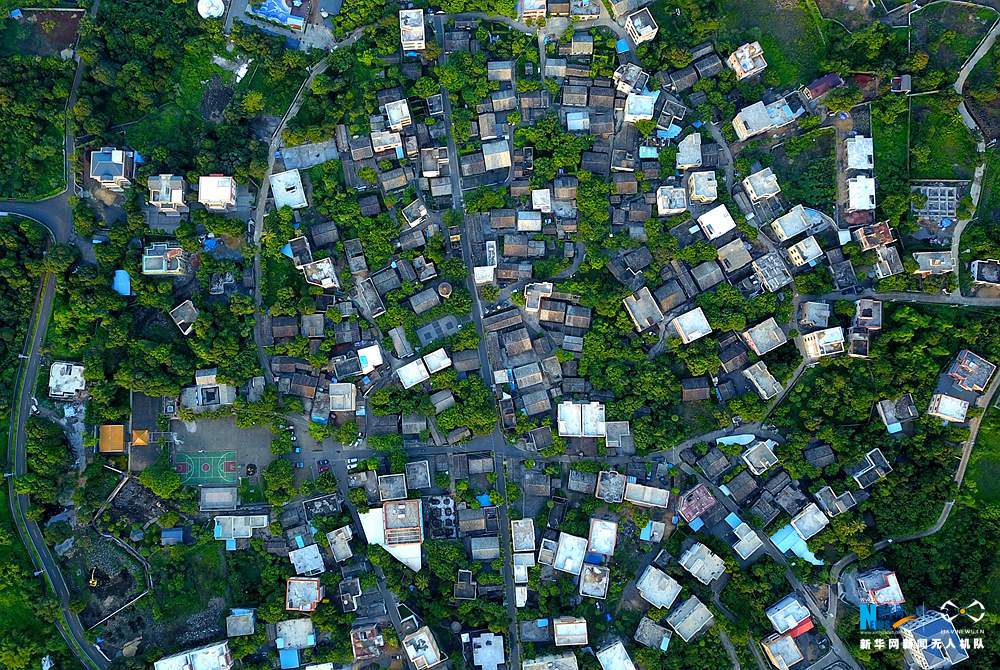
724,512,742,529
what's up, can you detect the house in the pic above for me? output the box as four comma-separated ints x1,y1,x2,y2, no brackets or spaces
846,136,874,170
634,617,672,652
89,146,134,192
676,483,717,523
399,9,426,50
147,174,188,215
787,235,823,266
594,640,636,670
198,175,237,211
170,300,199,336
656,185,687,216
847,175,876,211
742,317,788,355
971,259,1000,285
596,470,627,502
898,612,969,669
770,205,811,241
226,609,256,637
913,251,956,275
869,247,904,282
731,520,763,559
688,170,718,203
99,424,125,454
854,299,882,330
470,632,506,670
753,253,793,292
798,67,841,98
180,368,236,412
553,616,589,646
385,99,412,131
790,502,829,540
857,569,905,606
667,596,714,642
289,543,326,576
49,362,85,400
679,542,725,584
625,8,657,44
698,447,731,479
579,563,611,599
286,577,323,612
635,566,681,609
521,0,546,20
483,140,512,171
948,350,996,392
718,239,752,273
876,393,919,433
801,327,845,359
681,377,711,402
402,626,444,669
623,93,656,123
624,482,669,508
269,169,307,209
153,641,233,670
670,307,713,344
719,335,750,373
761,633,804,670
675,132,702,170
742,439,779,475
732,98,802,141
694,54,724,79
743,167,780,202
727,42,767,80
743,361,783,400
766,595,812,635
623,287,664,331
142,242,187,276
553,532,588,575
697,204,736,239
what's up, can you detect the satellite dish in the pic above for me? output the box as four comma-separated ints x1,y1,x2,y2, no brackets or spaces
197,0,225,19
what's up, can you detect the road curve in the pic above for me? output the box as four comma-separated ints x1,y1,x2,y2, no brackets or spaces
6,264,109,670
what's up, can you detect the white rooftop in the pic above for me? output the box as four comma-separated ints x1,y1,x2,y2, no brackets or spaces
848,175,876,211
557,401,606,437
689,171,718,202
928,393,969,422
671,307,714,344
770,204,810,241
635,565,681,609
198,175,235,206
397,358,430,389
697,204,736,239
422,348,452,374
358,344,384,374
656,185,687,215
624,482,670,508
791,502,829,540
153,641,232,670
49,361,85,399
595,641,636,670
553,532,588,575
269,169,307,209
289,543,326,576
679,541,726,584
846,136,874,171
587,518,618,555
623,93,656,122
676,133,702,169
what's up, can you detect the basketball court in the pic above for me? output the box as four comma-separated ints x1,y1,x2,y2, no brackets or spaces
175,450,237,485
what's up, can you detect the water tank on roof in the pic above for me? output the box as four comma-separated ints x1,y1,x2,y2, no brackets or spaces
197,0,225,18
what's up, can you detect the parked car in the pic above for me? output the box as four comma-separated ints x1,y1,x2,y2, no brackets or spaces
246,464,257,476
318,465,331,474
318,459,330,466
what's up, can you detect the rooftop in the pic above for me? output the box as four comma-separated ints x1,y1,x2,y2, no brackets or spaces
635,565,681,609
553,616,589,646
679,541,726,584
667,596,714,642
595,641,636,670
697,203,736,239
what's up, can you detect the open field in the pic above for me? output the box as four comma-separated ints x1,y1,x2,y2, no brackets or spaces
772,127,837,214
721,0,825,88
909,94,978,180
910,2,997,91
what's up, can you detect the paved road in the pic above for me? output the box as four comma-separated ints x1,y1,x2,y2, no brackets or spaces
6,268,109,670
809,289,1000,307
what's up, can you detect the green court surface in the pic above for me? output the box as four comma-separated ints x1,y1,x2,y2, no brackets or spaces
175,451,237,485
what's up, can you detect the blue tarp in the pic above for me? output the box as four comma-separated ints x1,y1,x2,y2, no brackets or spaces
278,648,300,670
887,422,902,434
664,123,683,139
615,39,630,53
688,517,705,531
9,9,22,18
638,146,659,159
584,552,604,565
112,270,131,296
203,238,218,252
476,494,492,506
280,243,294,258
724,512,742,529
225,538,237,551
771,525,823,565
693,120,704,128
639,521,654,541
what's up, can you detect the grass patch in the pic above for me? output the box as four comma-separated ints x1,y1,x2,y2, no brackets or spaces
772,127,836,214
147,535,227,621
969,406,1000,504
720,0,825,88
910,94,978,180
871,96,909,206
